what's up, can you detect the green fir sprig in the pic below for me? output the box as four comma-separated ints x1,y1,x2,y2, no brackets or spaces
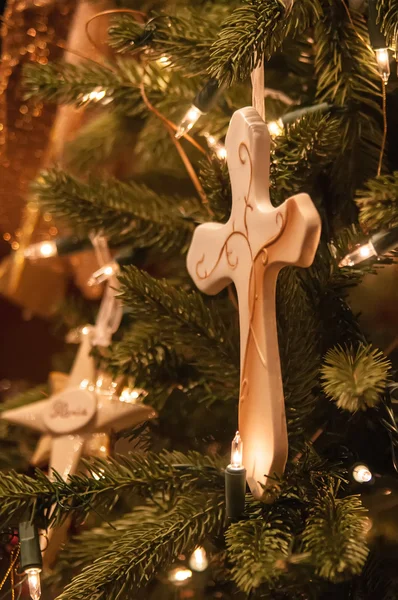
321,343,391,412
302,489,369,582
356,171,398,231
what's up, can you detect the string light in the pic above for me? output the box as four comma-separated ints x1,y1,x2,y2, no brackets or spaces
24,236,91,259
189,547,208,572
203,132,227,160
18,522,42,600
339,227,398,267
229,431,243,470
168,567,193,585
26,569,42,600
175,105,203,139
88,261,119,286
352,463,373,483
119,387,144,403
81,87,111,105
339,241,376,267
267,119,284,138
175,78,224,139
367,0,390,84
375,48,390,84
225,431,246,519
24,240,57,259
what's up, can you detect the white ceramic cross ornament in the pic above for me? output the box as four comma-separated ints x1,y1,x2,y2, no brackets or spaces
187,107,321,498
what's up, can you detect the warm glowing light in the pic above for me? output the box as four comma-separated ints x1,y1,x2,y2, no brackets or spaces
24,240,57,259
80,379,90,390
168,567,193,584
352,464,373,483
120,387,141,403
267,119,284,138
204,131,227,160
82,88,107,104
189,546,208,572
359,245,371,258
81,326,90,336
26,568,41,600
229,431,243,470
88,261,118,286
338,241,377,267
375,48,390,84
175,105,203,139
158,55,171,66
92,468,105,481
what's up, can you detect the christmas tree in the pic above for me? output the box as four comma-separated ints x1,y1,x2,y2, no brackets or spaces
0,0,398,598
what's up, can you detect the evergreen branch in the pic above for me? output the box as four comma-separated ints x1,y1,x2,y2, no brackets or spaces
106,320,239,405
0,469,55,527
199,156,231,222
314,3,380,110
271,113,341,205
356,172,398,230
118,266,238,361
321,343,391,412
23,61,144,115
277,267,322,439
0,384,49,413
302,490,369,581
314,2,383,213
378,0,398,48
57,492,224,600
32,168,200,252
209,0,321,84
63,113,138,175
108,11,221,76
226,516,294,594
0,451,223,528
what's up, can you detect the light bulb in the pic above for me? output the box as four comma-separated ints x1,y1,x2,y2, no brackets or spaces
81,87,107,104
26,568,41,600
229,431,243,470
24,240,57,259
338,241,377,267
157,55,171,66
375,48,390,84
168,567,192,585
204,132,227,160
189,546,208,572
119,387,142,403
267,119,284,138
87,261,119,286
352,464,373,483
175,105,203,139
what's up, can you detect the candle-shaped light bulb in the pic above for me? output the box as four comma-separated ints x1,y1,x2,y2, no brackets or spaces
338,241,377,267
175,105,203,139
26,568,41,600
375,48,390,84
189,546,208,572
87,261,119,286
230,431,243,469
225,431,246,518
24,240,57,259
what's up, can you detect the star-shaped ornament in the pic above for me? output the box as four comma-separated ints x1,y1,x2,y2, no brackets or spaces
2,327,156,565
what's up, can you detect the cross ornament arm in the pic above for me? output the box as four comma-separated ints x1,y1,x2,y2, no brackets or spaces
187,107,321,498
